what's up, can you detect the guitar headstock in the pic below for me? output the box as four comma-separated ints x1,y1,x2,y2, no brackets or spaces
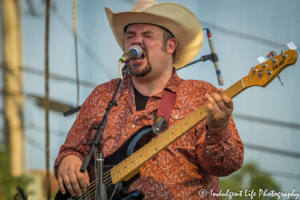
243,43,298,88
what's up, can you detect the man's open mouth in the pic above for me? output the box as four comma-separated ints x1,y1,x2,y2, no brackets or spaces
133,51,145,62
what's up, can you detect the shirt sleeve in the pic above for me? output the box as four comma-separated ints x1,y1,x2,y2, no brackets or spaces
195,116,244,176
53,115,89,179
53,85,104,179
193,81,244,177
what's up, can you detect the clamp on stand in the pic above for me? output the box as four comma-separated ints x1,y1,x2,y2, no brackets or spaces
180,53,218,69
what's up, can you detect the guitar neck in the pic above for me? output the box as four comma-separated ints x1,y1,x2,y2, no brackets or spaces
110,79,246,184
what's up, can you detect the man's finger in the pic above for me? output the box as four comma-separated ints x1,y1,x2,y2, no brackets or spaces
62,174,76,197
85,171,90,186
222,95,233,109
68,170,82,197
205,94,216,108
58,175,66,195
75,170,88,192
211,93,226,112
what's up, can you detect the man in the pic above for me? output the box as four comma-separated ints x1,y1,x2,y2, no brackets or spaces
54,0,244,199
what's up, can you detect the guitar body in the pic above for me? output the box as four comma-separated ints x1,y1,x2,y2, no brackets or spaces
55,126,155,200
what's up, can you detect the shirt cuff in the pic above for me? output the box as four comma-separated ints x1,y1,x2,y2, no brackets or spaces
54,149,85,179
204,123,230,146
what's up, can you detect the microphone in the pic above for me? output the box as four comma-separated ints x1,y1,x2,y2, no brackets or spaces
206,29,224,85
119,45,143,63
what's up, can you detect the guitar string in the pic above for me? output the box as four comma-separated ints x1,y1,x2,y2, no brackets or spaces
76,179,112,200
67,175,114,200
83,187,96,200
109,183,119,200
78,186,95,200
70,182,96,200
64,167,115,200
66,73,265,199
110,79,248,182
75,181,118,200
67,178,98,200
67,181,96,200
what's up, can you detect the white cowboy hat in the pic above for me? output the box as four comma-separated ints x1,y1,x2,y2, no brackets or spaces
105,0,203,69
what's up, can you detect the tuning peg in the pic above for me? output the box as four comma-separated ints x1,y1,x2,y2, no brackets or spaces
287,42,297,50
257,56,267,68
281,46,287,58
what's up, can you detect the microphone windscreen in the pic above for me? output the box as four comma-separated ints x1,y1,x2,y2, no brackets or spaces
129,45,143,58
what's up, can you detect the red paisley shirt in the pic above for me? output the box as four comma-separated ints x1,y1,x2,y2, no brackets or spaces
54,70,244,200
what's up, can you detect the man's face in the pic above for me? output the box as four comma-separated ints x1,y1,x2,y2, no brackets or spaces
124,24,171,77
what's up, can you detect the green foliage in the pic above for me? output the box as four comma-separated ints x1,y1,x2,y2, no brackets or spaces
219,162,281,200
0,145,33,199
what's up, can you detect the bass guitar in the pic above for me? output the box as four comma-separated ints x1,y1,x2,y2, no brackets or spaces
55,45,298,200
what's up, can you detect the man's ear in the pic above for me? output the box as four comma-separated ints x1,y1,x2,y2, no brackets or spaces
167,38,177,54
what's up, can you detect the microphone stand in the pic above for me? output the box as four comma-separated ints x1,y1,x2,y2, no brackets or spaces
80,63,129,200
179,54,216,69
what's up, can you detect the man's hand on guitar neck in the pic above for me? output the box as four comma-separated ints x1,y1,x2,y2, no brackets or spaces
205,88,233,132
58,155,90,197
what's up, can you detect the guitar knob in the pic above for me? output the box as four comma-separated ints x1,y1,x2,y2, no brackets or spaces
281,53,287,58
281,46,287,58
258,70,263,75
267,70,272,75
261,63,267,68
251,67,257,72
271,58,278,63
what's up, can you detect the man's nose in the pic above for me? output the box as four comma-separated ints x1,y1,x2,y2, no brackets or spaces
132,34,143,45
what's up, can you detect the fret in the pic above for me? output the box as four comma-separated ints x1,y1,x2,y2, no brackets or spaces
167,129,172,145
145,142,152,160
180,120,184,135
128,156,134,173
172,124,178,141
187,115,192,130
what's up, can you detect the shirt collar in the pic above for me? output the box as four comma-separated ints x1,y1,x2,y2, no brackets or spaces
123,67,182,99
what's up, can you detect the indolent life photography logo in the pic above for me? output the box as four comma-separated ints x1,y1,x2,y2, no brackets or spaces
198,188,300,199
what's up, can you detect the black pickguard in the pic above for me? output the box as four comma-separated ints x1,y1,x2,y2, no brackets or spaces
55,125,155,200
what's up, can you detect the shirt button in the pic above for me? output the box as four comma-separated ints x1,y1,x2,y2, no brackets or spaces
207,135,211,138
175,115,178,119
132,125,135,128
133,107,136,110
206,150,209,153
100,114,103,117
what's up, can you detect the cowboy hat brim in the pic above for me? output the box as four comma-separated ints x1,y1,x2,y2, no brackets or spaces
105,2,203,69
